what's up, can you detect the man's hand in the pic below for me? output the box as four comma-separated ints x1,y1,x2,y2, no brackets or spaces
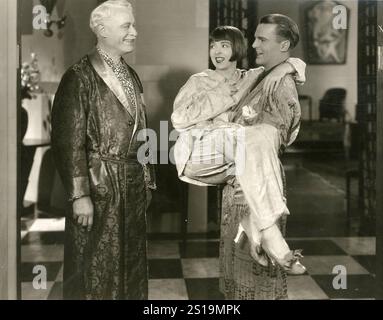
73,196,94,231
263,62,294,97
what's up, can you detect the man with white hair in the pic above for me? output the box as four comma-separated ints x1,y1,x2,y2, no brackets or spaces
51,0,156,300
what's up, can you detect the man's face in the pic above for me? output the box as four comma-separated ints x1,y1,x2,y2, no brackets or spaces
252,24,285,69
103,7,137,55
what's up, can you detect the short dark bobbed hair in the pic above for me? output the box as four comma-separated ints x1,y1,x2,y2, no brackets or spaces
209,26,247,62
259,14,300,49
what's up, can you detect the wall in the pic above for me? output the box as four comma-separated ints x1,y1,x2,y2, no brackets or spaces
132,0,210,233
132,0,209,133
23,0,209,128
21,0,210,233
22,0,97,84
257,0,358,121
21,0,98,207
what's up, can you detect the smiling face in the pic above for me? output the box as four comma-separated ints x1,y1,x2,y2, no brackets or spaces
252,23,287,70
101,7,137,56
209,40,237,73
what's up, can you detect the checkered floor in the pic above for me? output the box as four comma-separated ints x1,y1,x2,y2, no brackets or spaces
21,218,376,300
21,158,374,300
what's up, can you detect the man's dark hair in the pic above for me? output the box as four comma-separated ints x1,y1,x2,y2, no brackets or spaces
259,14,300,49
209,26,247,62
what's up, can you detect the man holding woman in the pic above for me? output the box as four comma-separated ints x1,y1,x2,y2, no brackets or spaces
172,14,305,298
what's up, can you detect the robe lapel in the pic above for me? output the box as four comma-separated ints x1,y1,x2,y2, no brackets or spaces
128,70,142,140
123,60,148,142
88,48,135,120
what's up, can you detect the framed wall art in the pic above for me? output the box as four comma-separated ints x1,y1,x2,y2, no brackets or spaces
304,0,349,64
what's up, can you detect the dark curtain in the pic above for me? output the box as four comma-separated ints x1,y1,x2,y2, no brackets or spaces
209,0,258,70
357,0,377,235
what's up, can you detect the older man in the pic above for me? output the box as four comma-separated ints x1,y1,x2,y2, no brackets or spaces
51,0,155,300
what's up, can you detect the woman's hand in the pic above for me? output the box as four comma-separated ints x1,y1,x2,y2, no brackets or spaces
263,62,294,97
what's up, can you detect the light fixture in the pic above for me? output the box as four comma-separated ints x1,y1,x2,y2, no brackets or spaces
40,0,66,37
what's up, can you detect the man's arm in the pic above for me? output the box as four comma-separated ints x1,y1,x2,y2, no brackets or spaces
263,57,306,96
51,69,90,200
286,57,306,84
51,69,94,230
270,76,302,147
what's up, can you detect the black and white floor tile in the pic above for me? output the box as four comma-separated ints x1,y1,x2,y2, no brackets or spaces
20,218,375,300
20,159,373,300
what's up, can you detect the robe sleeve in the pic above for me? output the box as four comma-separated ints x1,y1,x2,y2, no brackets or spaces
271,76,301,148
171,70,264,130
171,75,236,130
51,69,91,201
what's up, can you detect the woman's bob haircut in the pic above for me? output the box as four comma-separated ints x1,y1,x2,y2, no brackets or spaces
209,26,247,62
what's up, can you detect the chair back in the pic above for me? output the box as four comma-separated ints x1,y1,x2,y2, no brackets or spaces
319,88,347,122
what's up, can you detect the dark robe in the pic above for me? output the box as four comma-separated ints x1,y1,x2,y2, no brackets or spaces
51,48,155,300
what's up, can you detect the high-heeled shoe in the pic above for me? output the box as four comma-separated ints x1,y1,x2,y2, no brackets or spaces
235,222,269,267
249,242,269,267
261,224,306,275
276,249,306,275
234,229,269,267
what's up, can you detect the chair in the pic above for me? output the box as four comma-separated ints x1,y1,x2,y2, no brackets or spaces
319,88,346,122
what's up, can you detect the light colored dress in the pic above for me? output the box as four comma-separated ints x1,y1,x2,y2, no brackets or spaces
172,59,304,244
171,58,305,186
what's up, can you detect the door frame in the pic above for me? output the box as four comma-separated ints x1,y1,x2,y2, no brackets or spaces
376,0,383,300
0,0,19,300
